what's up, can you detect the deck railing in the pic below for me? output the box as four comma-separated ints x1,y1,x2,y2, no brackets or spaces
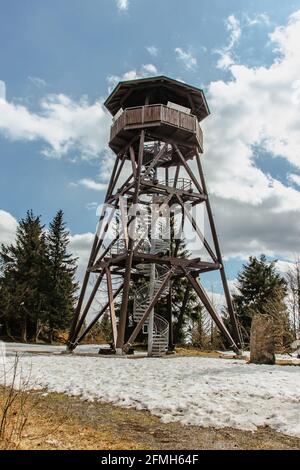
110,104,203,148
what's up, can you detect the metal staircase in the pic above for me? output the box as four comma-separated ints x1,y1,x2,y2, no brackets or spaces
152,313,169,357
101,158,173,356
133,266,170,356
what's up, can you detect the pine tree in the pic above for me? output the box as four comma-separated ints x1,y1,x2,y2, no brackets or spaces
45,210,78,343
233,255,291,349
0,210,48,341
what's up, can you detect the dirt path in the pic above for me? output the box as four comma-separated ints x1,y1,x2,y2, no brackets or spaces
1,388,299,450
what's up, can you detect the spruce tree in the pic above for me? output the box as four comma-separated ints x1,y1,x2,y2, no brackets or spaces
45,210,78,342
233,255,291,348
0,210,48,341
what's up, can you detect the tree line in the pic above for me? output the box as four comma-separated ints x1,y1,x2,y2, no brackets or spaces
0,210,298,351
0,210,77,343
190,255,299,351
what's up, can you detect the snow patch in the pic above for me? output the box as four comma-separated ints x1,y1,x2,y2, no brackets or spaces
1,352,299,438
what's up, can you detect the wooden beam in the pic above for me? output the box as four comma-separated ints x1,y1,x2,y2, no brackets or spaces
195,153,242,349
119,196,129,249
173,165,180,188
106,268,118,347
183,268,239,352
176,194,218,263
74,283,124,348
116,130,145,350
107,154,126,200
105,154,122,202
72,269,105,342
67,206,107,347
129,146,137,178
174,145,204,194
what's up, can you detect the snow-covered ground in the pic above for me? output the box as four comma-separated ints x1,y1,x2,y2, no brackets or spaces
220,349,300,363
1,346,299,438
2,342,102,356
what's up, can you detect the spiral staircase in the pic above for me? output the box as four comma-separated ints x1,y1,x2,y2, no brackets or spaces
99,147,173,356
132,264,170,357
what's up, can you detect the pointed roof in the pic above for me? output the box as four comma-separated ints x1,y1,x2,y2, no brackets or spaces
104,75,210,122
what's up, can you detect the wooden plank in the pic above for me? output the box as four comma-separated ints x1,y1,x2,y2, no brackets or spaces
126,107,143,125
144,104,161,122
106,268,118,347
180,112,195,131
162,106,179,126
129,146,137,177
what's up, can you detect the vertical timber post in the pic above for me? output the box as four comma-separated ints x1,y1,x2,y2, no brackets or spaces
116,130,145,354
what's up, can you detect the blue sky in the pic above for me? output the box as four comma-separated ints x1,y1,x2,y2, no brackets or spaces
1,0,300,296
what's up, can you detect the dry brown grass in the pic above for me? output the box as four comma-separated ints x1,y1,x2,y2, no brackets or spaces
0,386,145,450
0,355,35,449
175,347,225,358
1,386,300,450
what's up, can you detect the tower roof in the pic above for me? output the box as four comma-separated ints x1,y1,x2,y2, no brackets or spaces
104,75,210,122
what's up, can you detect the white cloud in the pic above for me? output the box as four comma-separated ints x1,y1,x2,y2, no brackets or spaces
146,46,158,57
116,0,129,11
212,194,300,260
69,232,95,282
0,87,110,159
107,64,158,92
86,202,99,211
244,13,271,27
142,64,158,75
2,11,300,266
199,9,300,260
226,14,242,49
276,259,296,275
0,80,6,100
78,178,108,191
216,14,241,69
227,279,239,295
175,47,197,70
0,210,18,245
28,76,47,88
289,174,300,187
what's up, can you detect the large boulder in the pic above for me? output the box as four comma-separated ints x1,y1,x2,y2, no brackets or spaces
250,314,275,365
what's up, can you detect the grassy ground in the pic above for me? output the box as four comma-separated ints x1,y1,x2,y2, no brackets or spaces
1,387,299,450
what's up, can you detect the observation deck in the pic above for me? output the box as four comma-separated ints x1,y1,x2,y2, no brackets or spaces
109,104,203,155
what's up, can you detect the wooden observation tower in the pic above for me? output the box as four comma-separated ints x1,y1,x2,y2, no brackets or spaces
67,76,242,356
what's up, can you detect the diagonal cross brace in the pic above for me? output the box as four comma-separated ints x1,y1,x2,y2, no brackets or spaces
183,268,239,353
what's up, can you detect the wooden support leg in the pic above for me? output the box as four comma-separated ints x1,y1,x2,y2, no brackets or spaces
116,131,145,351
184,269,239,352
72,269,105,343
75,283,124,347
105,268,118,348
195,153,242,349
